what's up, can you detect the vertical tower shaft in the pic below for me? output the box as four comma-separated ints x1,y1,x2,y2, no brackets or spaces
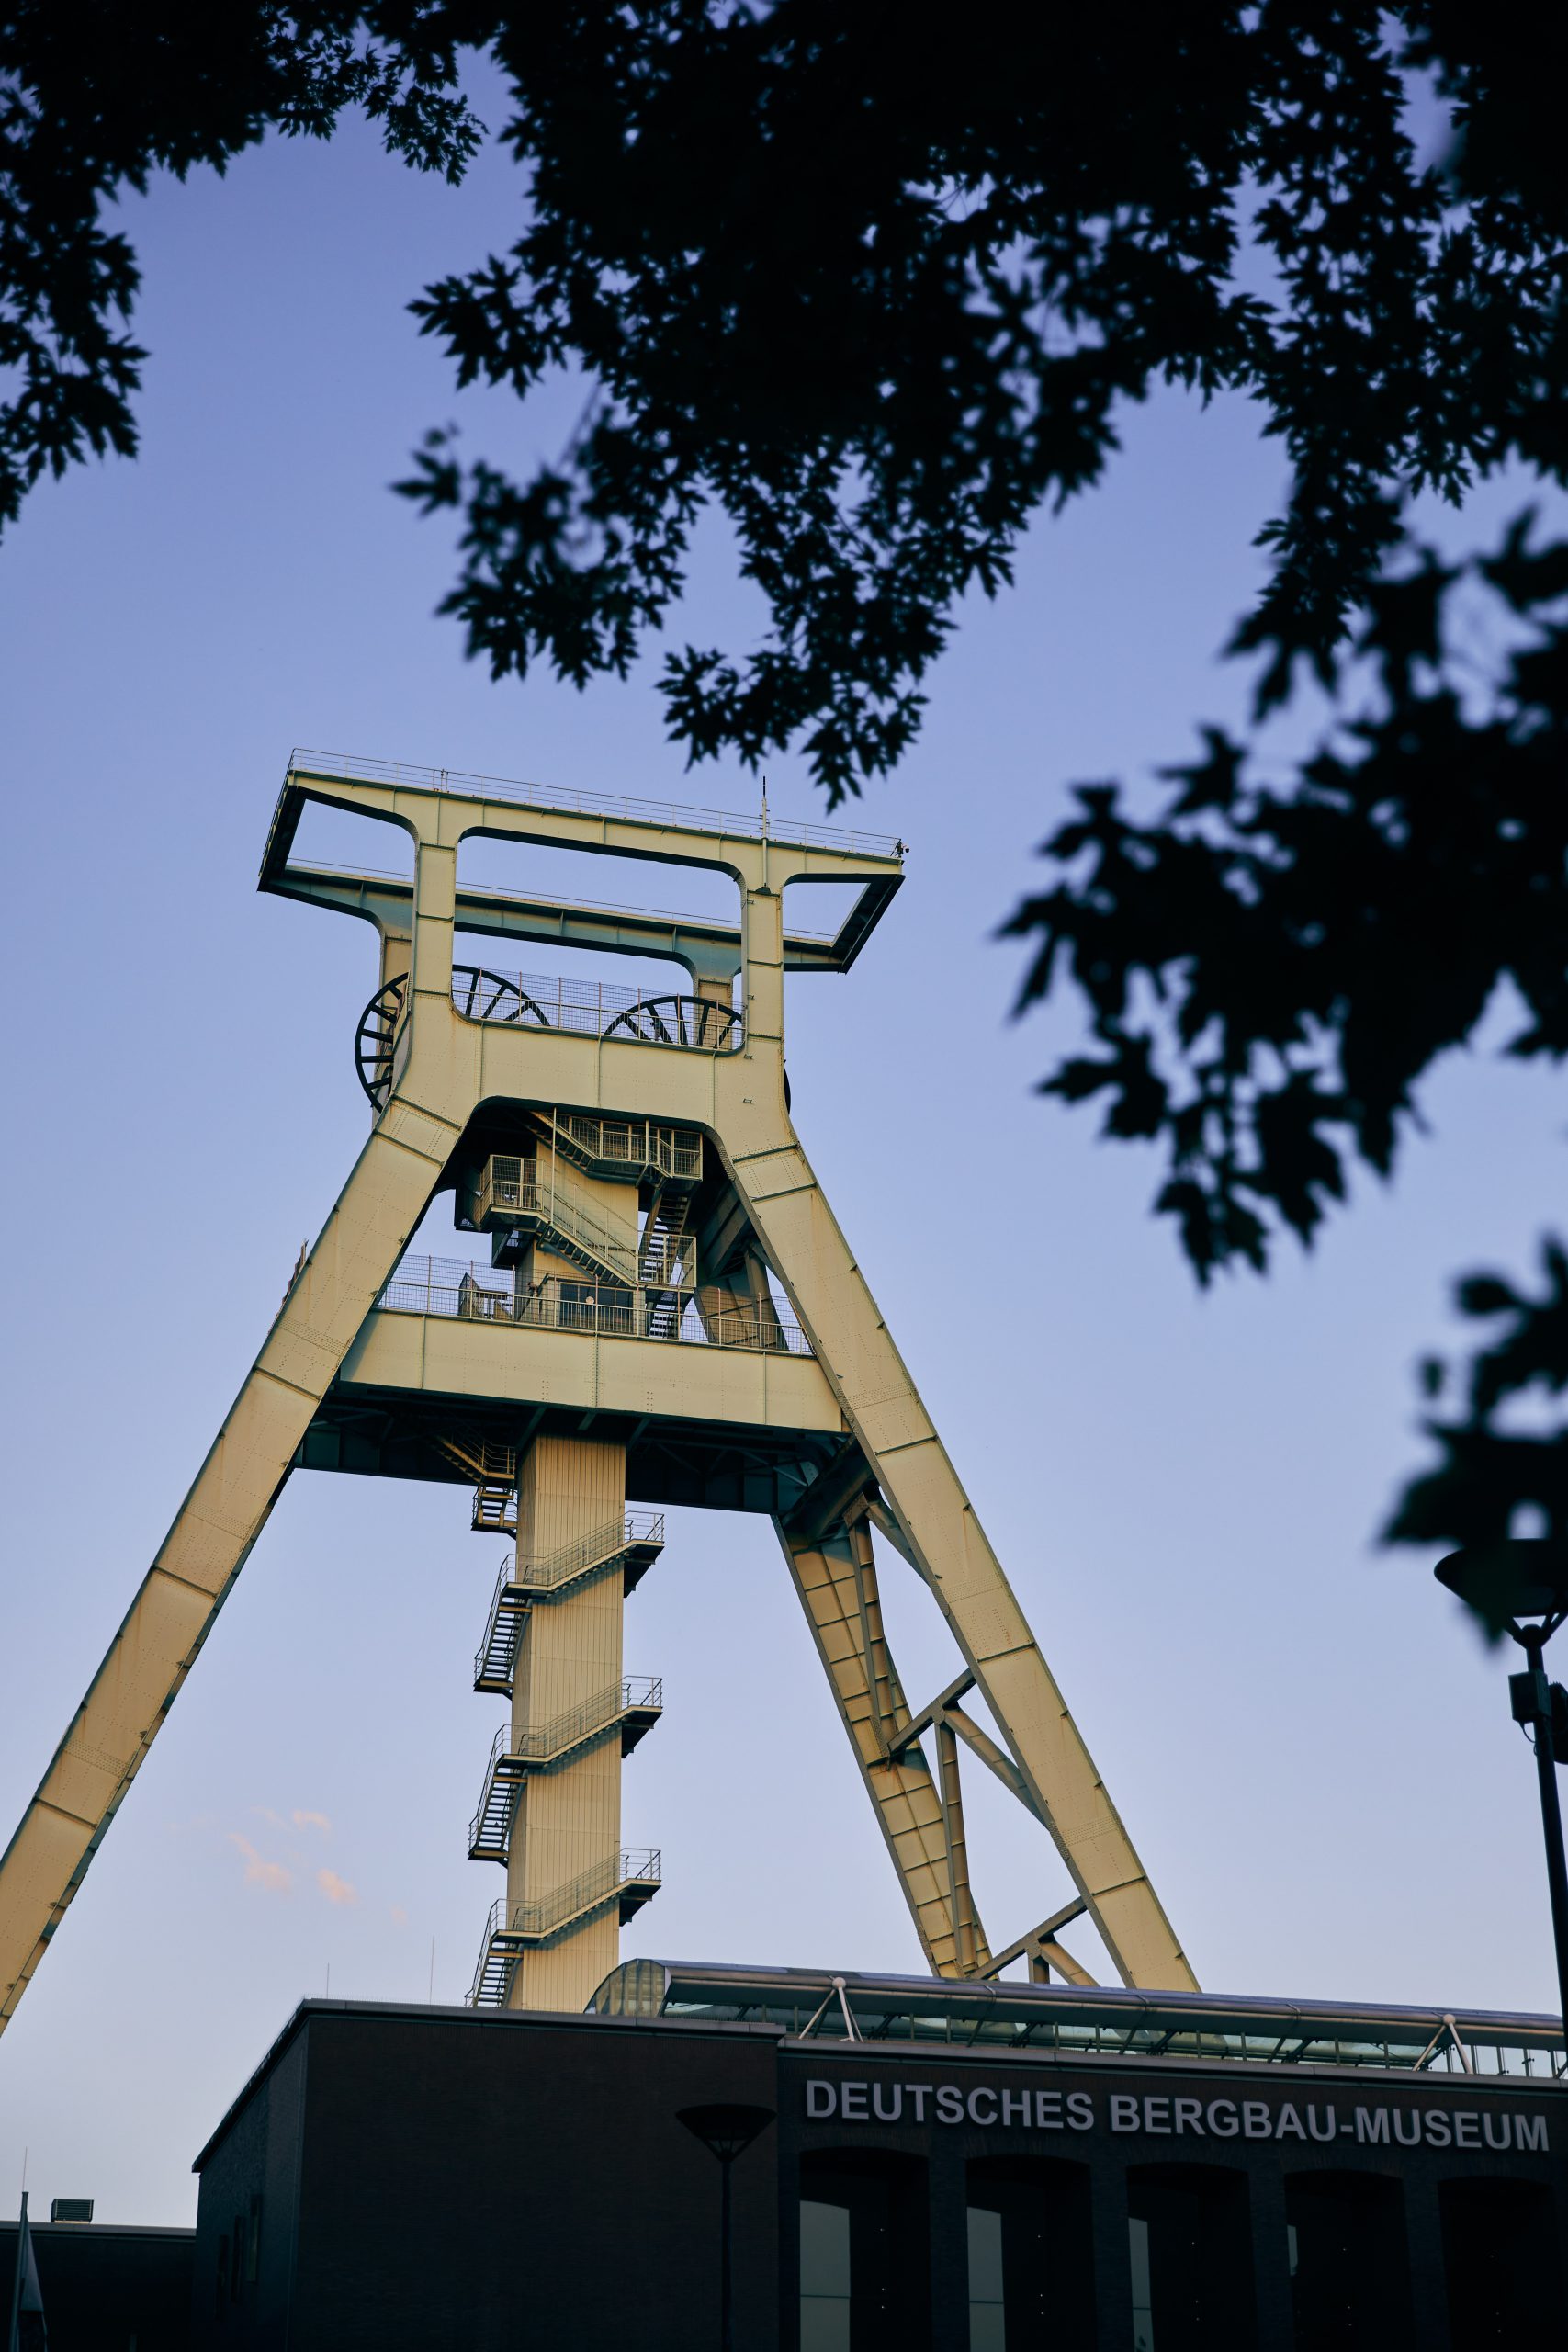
505,1435,629,2010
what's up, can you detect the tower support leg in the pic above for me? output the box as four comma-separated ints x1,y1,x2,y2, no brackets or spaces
776,1513,972,1972
504,1434,629,2012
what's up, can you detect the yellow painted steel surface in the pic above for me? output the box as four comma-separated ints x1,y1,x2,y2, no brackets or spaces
0,757,1195,2032
341,1306,842,1435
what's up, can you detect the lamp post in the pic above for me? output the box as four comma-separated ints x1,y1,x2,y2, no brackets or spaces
1436,1539,1568,2029
678,2102,775,2352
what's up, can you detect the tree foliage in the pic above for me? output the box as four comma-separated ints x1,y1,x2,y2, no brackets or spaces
1005,517,1568,1280
6,1,1568,1563
0,2,484,531
1387,1239,1568,1552
6,4,1568,796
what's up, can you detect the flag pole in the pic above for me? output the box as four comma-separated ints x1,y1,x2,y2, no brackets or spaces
6,2188,28,2352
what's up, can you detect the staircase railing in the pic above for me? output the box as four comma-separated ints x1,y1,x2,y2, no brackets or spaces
473,1514,666,1682
509,1849,662,1941
552,1115,702,1182
467,1850,663,1997
512,1677,662,1766
477,1157,639,1282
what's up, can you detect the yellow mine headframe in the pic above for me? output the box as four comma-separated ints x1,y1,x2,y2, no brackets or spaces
0,751,1196,2029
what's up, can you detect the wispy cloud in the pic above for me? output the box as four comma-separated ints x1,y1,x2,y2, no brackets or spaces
292,1810,332,1835
317,1869,357,1906
229,1833,290,1894
250,1805,285,1829
389,1905,409,1926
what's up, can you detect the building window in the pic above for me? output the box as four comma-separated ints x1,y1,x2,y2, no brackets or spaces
1129,2216,1155,2352
798,2153,931,2350
1126,2165,1257,2351
1440,2177,1562,2346
800,2200,852,2351
968,2156,1095,2348
967,2205,1005,2350
215,2235,229,2318
246,2193,263,2286
1286,2172,1413,2348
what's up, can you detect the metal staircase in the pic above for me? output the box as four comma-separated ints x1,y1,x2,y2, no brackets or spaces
473,1513,666,1694
546,1115,703,1190
476,1156,639,1286
468,1850,664,2002
639,1189,697,1339
468,1681,664,1863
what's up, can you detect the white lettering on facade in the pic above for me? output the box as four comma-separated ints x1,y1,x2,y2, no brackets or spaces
796,2078,1551,2154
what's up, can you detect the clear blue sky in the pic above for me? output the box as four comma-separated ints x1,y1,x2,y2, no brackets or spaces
2,103,1562,2223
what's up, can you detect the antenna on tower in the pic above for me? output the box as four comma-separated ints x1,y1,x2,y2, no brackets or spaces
760,775,769,837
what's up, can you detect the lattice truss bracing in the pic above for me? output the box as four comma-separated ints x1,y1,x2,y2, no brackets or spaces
0,753,1196,2027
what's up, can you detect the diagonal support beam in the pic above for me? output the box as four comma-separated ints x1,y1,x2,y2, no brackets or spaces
887,1679,1042,1822
735,1128,1197,1992
933,1720,989,1975
0,1104,457,2030
981,1898,1091,1981
775,1515,978,1973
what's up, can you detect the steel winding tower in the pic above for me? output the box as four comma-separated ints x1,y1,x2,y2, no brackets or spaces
0,753,1197,2022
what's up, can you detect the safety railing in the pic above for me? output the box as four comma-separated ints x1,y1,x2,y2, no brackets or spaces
552,1114,703,1182
517,1511,664,1596
288,749,905,861
450,967,743,1052
466,1849,664,2000
475,1155,641,1281
376,1260,809,1356
509,1849,662,1941
468,1896,512,2005
515,1678,662,1766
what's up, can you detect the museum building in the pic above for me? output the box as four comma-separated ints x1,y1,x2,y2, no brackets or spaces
174,1958,1566,2351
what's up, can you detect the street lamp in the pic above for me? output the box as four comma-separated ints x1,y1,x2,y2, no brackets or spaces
1436,1538,1568,2027
678,2102,775,2352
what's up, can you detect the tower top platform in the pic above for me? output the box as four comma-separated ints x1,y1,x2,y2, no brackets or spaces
260,749,906,978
